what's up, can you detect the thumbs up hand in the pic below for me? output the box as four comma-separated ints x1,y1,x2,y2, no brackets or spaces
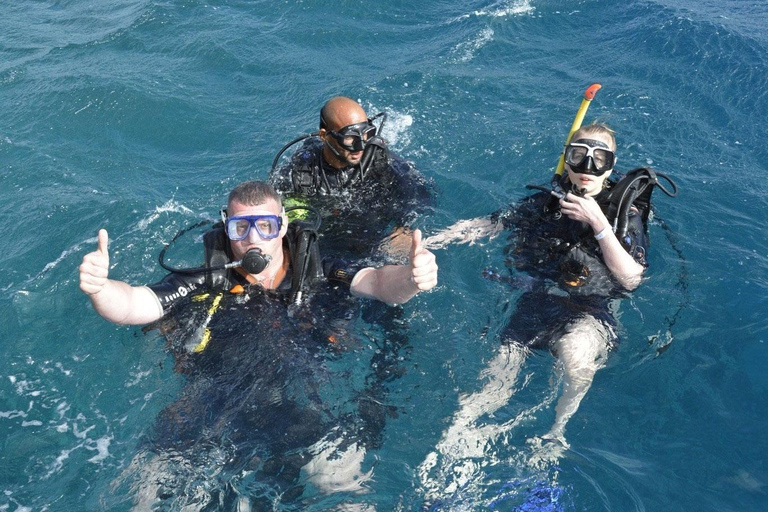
408,229,438,292
79,229,111,296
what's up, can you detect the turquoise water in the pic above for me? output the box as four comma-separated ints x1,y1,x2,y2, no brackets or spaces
2,0,767,510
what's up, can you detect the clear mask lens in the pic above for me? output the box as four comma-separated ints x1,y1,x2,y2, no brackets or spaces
330,122,377,152
225,215,281,241
565,143,615,175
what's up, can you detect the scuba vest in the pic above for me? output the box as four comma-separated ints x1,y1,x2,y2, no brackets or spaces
290,137,389,196
202,220,323,305
545,167,675,250
533,167,676,296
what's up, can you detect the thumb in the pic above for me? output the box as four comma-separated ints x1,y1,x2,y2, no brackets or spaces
410,228,423,262
97,229,109,256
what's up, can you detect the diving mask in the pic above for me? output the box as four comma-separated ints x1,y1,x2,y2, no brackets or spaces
323,119,377,152
564,138,615,176
225,214,282,241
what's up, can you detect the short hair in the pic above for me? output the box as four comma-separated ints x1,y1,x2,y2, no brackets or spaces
228,180,282,208
571,123,616,151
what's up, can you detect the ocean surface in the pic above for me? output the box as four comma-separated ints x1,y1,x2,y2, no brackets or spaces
2,0,767,510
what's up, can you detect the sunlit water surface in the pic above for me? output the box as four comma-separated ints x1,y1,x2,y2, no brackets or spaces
1,0,767,510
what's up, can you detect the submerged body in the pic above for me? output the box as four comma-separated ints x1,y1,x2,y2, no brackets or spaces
79,180,438,510
124,280,383,509
419,125,657,501
495,182,647,352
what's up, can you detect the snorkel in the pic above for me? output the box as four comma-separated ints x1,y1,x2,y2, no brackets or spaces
552,83,602,196
526,83,602,199
356,111,387,182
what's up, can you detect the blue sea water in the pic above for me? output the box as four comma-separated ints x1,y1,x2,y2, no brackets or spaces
2,0,768,510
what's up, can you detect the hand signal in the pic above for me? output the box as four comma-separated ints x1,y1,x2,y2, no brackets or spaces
79,229,111,296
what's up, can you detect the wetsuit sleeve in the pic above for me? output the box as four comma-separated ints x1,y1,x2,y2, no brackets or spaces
621,211,650,267
321,258,360,287
147,272,208,313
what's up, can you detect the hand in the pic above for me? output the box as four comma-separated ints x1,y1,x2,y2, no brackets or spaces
559,193,608,231
409,229,438,292
79,229,111,296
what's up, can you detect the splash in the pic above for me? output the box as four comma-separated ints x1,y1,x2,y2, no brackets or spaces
452,0,535,21
366,103,414,152
136,199,195,231
450,27,495,63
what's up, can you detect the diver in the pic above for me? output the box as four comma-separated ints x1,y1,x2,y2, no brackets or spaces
79,180,438,509
270,97,436,473
79,180,437,323
269,96,435,260
418,121,676,497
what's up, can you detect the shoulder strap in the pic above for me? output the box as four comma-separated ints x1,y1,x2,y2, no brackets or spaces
291,140,323,196
203,225,234,290
605,167,662,238
286,220,323,305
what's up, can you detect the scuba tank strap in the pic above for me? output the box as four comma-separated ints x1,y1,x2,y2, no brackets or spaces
202,224,234,290
292,146,324,196
286,220,323,305
606,167,678,240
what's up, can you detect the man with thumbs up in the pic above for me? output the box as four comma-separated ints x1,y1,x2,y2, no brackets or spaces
79,180,438,325
78,180,438,507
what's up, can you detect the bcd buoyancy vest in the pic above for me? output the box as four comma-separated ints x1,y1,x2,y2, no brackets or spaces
291,138,389,196
538,169,667,296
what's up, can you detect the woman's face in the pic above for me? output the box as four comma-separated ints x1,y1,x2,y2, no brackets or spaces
564,131,615,197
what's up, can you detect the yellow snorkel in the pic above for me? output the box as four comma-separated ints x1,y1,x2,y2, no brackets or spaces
553,83,602,182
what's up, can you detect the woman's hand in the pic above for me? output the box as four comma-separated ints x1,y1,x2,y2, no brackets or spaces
559,193,609,232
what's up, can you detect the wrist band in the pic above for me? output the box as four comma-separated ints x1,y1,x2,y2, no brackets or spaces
594,227,610,240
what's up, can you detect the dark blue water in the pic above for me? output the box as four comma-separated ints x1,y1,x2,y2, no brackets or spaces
2,0,767,510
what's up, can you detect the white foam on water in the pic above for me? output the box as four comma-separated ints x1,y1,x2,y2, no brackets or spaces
73,421,95,440
451,0,535,22
125,368,153,387
472,0,534,18
450,27,495,63
44,444,84,479
365,102,415,152
86,435,112,463
136,199,194,231
0,410,26,419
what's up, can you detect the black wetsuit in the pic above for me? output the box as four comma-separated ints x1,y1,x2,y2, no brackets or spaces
141,227,387,506
269,137,434,464
493,181,649,350
270,137,435,260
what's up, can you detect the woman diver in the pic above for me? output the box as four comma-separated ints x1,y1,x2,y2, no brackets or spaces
418,120,675,497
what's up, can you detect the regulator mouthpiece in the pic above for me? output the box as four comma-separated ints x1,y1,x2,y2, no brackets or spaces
239,249,272,275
